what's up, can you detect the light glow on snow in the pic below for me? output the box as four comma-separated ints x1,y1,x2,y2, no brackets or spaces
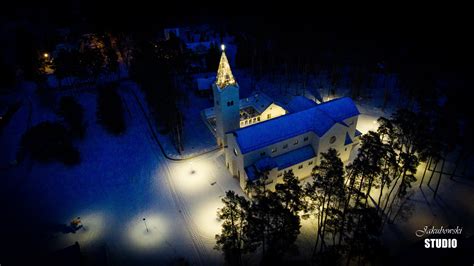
357,114,380,134
194,200,224,240
61,211,107,247
170,160,216,196
126,213,169,251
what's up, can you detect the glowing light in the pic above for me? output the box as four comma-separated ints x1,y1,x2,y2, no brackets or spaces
194,200,224,240
126,213,169,252
168,159,216,196
216,47,236,88
43,53,49,58
357,114,380,134
221,44,226,51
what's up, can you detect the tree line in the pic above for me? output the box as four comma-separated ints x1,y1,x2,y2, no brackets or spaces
215,106,471,265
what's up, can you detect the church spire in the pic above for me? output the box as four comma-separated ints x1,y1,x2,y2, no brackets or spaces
216,44,237,88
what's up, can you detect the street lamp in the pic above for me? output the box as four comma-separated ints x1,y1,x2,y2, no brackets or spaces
43,53,49,58
142,218,149,232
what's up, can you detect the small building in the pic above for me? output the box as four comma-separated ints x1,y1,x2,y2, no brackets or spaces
196,76,215,96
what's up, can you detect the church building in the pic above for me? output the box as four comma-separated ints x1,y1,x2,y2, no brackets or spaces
208,45,362,192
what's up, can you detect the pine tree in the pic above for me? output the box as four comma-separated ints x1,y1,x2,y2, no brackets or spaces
305,148,345,257
215,191,254,266
245,171,301,264
275,170,305,214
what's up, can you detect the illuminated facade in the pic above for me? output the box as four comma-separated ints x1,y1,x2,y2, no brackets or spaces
210,47,362,192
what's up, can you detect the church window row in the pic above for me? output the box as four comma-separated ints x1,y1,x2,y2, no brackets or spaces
258,135,311,158
275,159,315,178
240,116,260,127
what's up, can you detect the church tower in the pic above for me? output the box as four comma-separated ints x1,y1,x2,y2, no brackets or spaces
213,44,240,146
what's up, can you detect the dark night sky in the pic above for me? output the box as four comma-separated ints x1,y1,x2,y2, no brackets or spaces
4,2,471,67
2,2,472,93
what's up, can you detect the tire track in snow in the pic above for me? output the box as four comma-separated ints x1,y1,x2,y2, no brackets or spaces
122,88,208,265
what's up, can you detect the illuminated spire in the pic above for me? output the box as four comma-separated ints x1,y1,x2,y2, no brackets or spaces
216,44,236,88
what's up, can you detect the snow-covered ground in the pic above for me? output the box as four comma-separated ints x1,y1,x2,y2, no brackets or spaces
1,74,473,265
0,81,241,265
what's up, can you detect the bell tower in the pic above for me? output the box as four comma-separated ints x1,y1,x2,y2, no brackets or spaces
213,44,240,146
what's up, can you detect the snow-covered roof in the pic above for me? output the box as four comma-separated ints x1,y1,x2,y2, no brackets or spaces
186,42,212,52
245,145,315,181
240,92,274,114
245,165,259,181
196,77,214,91
286,96,317,113
234,97,360,154
273,145,315,170
317,97,360,122
345,132,353,145
255,157,277,172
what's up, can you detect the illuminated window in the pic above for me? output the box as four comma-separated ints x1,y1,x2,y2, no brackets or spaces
330,136,337,144
294,139,299,145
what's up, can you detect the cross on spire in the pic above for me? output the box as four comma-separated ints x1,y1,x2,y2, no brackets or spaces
216,45,236,88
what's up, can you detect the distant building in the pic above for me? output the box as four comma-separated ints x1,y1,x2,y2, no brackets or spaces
163,25,236,71
163,25,222,53
164,28,180,40
196,76,214,95
205,47,362,193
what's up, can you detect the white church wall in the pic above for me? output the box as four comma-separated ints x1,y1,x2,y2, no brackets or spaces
226,115,361,193
213,84,240,146
225,133,244,178
268,157,315,189
317,121,355,162
259,103,287,122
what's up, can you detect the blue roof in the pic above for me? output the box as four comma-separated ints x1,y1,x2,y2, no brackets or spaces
355,129,363,137
273,145,315,170
255,157,277,172
286,96,317,113
345,132,353,145
245,146,316,181
245,166,259,181
317,97,360,122
234,97,359,154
